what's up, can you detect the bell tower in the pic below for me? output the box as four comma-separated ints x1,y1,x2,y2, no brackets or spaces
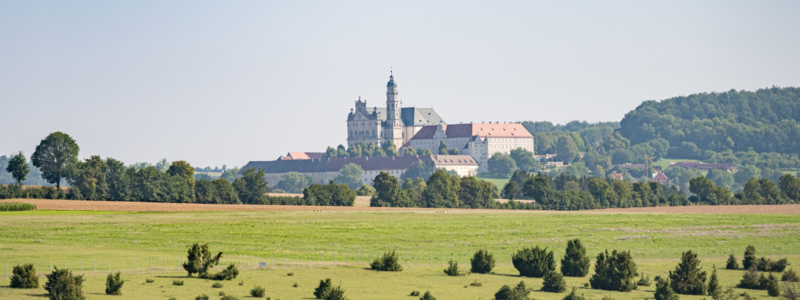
384,72,403,148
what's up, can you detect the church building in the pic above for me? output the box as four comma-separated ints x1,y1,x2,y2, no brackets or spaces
346,73,445,149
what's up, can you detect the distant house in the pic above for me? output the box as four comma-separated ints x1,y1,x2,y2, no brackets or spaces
671,162,738,172
610,172,624,181
652,171,670,185
277,152,325,161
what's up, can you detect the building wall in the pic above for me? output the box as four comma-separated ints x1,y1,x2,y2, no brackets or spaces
410,135,534,173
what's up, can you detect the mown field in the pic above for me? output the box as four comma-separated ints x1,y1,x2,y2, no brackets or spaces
1,207,800,299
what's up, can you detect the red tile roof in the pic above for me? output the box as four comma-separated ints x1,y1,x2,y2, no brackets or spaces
410,123,533,140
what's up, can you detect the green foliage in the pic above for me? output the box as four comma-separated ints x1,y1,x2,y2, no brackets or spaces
738,265,763,289
769,274,781,296
470,250,495,274
503,181,519,200
208,264,239,280
510,148,537,171
512,246,555,278
220,295,238,300
419,291,436,300
400,159,435,183
250,285,266,297
233,167,269,204
561,239,591,277
314,279,332,299
668,250,707,295
783,269,799,282
590,250,638,292
145,278,154,283
10,263,38,288
355,184,374,196
173,280,184,286
32,132,80,191
422,170,461,208
410,291,420,296
322,285,348,300
637,274,652,287
370,172,414,207
443,260,461,276
212,282,223,288
708,268,721,299
303,181,356,206
743,245,757,270
195,179,240,204
757,258,789,272
275,172,316,194
370,250,403,271
727,254,740,270
44,267,85,300
195,294,209,300
689,176,731,205
458,176,497,208
105,272,124,295
333,163,364,190
563,287,586,300
655,278,680,300
488,153,517,178
541,270,567,292
0,202,37,211
7,151,30,184
470,280,482,287
494,281,530,300
182,243,222,277
556,136,580,163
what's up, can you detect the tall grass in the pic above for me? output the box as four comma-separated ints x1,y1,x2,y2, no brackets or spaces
0,202,36,211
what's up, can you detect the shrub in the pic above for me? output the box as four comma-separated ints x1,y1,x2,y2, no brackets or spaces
708,268,721,299
105,272,125,295
470,280,482,287
563,287,586,300
220,296,238,300
443,260,461,276
183,243,222,277
420,291,436,300
668,250,707,295
209,264,239,280
145,278,154,283
10,263,38,288
287,272,294,276
783,269,799,282
637,274,652,287
314,278,333,299
589,250,637,292
542,271,567,293
239,280,244,286
783,282,798,300
470,250,496,274
655,278,680,300
0,202,36,211
561,239,591,277
512,246,555,278
250,285,266,298
322,285,348,300
772,258,790,272
195,294,209,300
768,274,781,297
727,254,740,270
410,291,420,296
219,292,225,296
293,282,299,287
743,246,757,270
212,282,223,288
494,281,530,300
602,296,615,300
759,258,772,271
719,288,740,300
738,265,762,289
44,267,85,300
370,250,402,271
173,280,184,286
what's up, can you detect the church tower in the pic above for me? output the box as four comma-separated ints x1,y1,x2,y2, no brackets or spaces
384,72,404,148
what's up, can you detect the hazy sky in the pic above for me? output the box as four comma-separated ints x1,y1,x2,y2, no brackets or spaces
2,1,799,168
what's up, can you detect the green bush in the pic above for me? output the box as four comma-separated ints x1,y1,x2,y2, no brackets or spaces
293,282,299,287
195,294,209,300
561,239,591,277
105,272,125,295
145,278,154,283
314,278,333,299
443,260,461,276
183,243,222,277
589,250,637,292
743,245,757,270
44,267,85,300
512,246,555,278
322,285,348,300
668,250,707,295
219,291,225,296
470,280,482,287
494,281,530,300
767,274,780,296
470,250,495,274
287,272,294,276
738,265,763,289
173,280,184,286
654,279,679,300
209,264,239,280
220,296,238,300
637,274,652,287
708,268,721,299
420,291,436,300
370,250,403,271
783,269,799,282
726,254,740,270
0,201,37,211
250,285,266,298
410,291,420,296
542,271,567,292
212,282,223,288
563,287,586,300
10,263,38,288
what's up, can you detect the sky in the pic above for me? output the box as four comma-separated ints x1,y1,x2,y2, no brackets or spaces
1,1,799,169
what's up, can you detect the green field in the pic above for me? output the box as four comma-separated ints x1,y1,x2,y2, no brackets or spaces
651,158,702,170
476,173,510,190
1,210,800,299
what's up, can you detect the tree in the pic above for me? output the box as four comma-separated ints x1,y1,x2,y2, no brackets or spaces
233,168,269,204
10,263,38,288
735,165,761,187
276,172,315,193
69,156,109,200
459,176,496,208
439,141,449,155
542,270,567,292
323,147,337,159
182,243,223,277
333,163,364,190
371,172,413,207
743,245,757,270
403,147,417,156
401,159,435,182
726,254,740,270
314,278,332,299
422,170,461,208
512,246,555,278
707,169,735,190
708,267,721,299
668,250,707,295
31,132,80,191
556,136,579,163
417,148,432,155
382,140,398,156
44,267,85,300
561,239,591,277
370,250,403,271
655,278,680,300
488,153,517,178
167,161,194,178
589,250,637,292
105,272,124,295
6,152,29,185
503,181,519,200
470,250,495,274
510,148,537,171
494,281,530,300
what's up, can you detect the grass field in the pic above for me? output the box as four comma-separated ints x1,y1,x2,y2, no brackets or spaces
651,158,702,170
476,173,510,190
1,208,800,299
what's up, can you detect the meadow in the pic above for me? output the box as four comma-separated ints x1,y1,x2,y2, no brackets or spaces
1,208,800,299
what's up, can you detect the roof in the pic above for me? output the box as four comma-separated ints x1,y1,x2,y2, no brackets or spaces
653,171,669,182
282,152,324,160
401,107,445,126
673,162,738,169
410,123,533,140
611,172,624,180
239,155,478,175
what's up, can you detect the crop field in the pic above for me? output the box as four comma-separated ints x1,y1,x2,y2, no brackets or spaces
1,201,800,299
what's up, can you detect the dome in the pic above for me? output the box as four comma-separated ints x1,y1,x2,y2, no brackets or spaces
386,74,396,87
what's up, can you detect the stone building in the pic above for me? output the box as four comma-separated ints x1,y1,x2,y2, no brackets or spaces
347,73,445,149
406,122,534,173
